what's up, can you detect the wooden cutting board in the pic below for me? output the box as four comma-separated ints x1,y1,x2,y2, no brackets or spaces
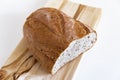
0,0,101,80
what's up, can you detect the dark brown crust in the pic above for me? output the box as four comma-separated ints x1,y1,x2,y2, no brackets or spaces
23,8,96,73
30,47,54,73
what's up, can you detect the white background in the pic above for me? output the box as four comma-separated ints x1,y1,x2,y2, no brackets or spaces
0,0,120,80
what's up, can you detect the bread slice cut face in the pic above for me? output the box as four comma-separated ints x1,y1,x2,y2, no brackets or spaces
52,32,96,74
23,8,97,74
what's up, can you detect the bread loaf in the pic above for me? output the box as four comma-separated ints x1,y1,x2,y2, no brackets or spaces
23,8,97,74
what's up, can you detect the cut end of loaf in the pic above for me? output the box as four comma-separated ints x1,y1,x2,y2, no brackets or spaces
52,32,97,74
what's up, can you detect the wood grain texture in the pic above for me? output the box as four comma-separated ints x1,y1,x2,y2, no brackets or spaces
0,0,101,80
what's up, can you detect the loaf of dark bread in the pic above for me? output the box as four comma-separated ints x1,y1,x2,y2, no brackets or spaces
23,8,97,74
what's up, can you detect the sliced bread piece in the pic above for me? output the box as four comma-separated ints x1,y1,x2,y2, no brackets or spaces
23,8,97,74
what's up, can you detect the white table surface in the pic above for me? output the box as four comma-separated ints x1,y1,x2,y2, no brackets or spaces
0,0,120,80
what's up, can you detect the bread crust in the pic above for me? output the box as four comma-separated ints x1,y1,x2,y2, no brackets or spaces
23,8,96,74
